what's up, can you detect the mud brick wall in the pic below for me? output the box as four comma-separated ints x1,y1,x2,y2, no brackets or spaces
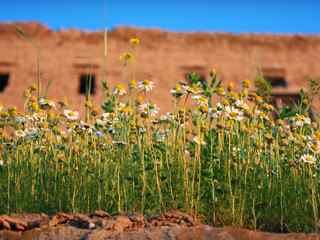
0,22,320,112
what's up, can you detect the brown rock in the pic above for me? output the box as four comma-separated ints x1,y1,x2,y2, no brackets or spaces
85,229,114,240
70,213,96,229
91,210,110,219
1,215,28,231
49,212,73,227
0,217,11,230
112,216,133,232
22,225,89,240
128,213,145,229
1,212,320,239
1,223,320,240
148,210,196,228
0,230,21,240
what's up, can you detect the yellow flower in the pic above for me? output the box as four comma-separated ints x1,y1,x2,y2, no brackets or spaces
130,37,140,46
227,82,234,91
216,87,225,96
199,105,209,113
8,107,17,117
314,131,320,141
185,84,202,95
135,95,145,105
242,79,250,89
120,52,134,64
229,91,238,100
113,84,127,96
0,112,8,118
129,79,137,90
29,84,37,92
171,83,186,98
119,105,133,115
30,102,40,112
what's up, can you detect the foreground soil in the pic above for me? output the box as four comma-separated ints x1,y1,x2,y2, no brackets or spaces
0,211,319,240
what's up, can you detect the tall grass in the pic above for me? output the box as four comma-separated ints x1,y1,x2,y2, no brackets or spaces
0,38,319,233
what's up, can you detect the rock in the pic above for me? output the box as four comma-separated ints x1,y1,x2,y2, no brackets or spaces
70,213,96,229
128,213,145,229
22,225,89,240
0,217,11,230
1,212,320,240
10,214,49,230
148,210,196,228
0,230,21,240
1,215,28,231
91,210,110,219
112,216,133,232
49,213,73,227
85,229,114,240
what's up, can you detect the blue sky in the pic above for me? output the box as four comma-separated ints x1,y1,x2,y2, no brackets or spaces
1,0,319,33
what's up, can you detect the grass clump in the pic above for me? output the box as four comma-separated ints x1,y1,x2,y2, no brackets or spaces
0,38,319,233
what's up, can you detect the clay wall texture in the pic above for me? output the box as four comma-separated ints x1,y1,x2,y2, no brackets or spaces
0,22,320,112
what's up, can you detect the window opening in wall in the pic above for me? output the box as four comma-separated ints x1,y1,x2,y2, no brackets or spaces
0,73,10,92
264,75,288,88
79,74,96,95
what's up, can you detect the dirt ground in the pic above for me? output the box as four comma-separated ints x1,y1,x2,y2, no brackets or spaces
0,210,319,240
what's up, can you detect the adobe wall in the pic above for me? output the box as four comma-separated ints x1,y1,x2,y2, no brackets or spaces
0,22,320,113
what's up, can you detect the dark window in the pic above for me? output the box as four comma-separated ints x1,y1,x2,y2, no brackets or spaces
0,73,10,92
79,74,96,95
264,76,288,88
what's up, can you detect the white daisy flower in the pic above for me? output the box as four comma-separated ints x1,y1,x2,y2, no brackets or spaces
300,154,316,164
15,130,26,138
159,112,174,122
170,84,186,98
225,106,244,121
63,110,79,121
293,114,311,127
139,102,159,117
138,80,154,92
39,98,56,109
112,84,127,96
192,95,208,107
234,100,249,111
